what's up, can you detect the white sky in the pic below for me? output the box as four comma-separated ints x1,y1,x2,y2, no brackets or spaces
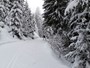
26,0,44,13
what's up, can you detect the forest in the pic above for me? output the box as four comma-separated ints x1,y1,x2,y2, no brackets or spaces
43,0,90,68
0,0,90,68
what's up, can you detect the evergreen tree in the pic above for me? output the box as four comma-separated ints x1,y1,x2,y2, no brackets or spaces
34,7,43,37
0,0,35,39
0,0,7,23
7,1,24,39
65,0,90,68
43,0,68,33
43,0,71,58
22,2,35,38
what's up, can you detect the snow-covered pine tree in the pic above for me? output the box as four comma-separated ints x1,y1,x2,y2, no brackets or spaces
5,0,24,39
43,0,71,58
0,0,35,39
0,0,13,28
34,7,43,37
0,0,7,23
43,0,68,33
65,0,90,68
22,2,35,39
42,25,53,39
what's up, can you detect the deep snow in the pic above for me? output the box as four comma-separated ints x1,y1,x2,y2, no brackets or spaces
0,38,69,68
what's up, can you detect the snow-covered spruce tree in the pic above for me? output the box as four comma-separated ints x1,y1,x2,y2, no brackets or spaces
34,7,43,37
22,2,35,39
65,0,90,68
0,0,35,39
0,0,13,28
0,0,7,23
43,0,68,33
43,0,70,57
42,25,53,39
6,0,24,39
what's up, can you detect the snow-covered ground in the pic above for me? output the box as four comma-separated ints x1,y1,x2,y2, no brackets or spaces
0,38,69,68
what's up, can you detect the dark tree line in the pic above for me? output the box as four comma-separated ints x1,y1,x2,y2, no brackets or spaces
43,0,90,68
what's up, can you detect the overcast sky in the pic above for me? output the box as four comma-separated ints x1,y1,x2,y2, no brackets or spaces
27,0,44,13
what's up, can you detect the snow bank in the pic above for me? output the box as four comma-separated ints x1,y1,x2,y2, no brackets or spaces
0,25,18,44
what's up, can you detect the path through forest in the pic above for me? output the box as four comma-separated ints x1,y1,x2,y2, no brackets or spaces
0,38,69,68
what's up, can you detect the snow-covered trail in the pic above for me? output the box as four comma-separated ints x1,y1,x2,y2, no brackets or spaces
0,38,69,68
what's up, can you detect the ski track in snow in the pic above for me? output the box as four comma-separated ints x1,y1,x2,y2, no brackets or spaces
6,55,17,68
0,41,16,46
0,38,69,68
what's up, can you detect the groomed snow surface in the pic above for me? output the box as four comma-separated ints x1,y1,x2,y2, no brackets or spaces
0,38,69,68
0,25,69,68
